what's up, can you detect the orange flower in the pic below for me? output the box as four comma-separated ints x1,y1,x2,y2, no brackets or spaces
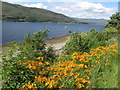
72,52,79,56
27,60,32,63
31,66,37,69
19,62,24,65
85,69,90,73
38,62,43,65
106,59,109,62
91,65,96,68
45,62,51,65
76,78,83,81
105,63,110,65
45,67,53,70
76,83,84,88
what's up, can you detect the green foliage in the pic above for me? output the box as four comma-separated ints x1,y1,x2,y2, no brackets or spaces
62,28,113,55
90,50,118,88
18,30,56,61
2,1,79,24
2,30,56,89
105,12,120,29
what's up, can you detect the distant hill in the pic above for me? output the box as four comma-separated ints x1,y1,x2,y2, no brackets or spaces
73,18,108,25
2,1,83,24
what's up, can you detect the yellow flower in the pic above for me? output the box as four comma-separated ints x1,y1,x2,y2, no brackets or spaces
74,75,78,78
101,50,106,55
72,52,79,56
111,49,118,53
45,80,57,88
27,84,33,88
31,66,37,69
58,56,64,59
95,60,100,64
86,76,90,79
84,65,88,68
78,64,84,68
82,79,88,84
76,78,83,81
21,85,25,89
84,60,89,63
110,52,114,55
109,45,117,49
59,85,64,88
25,82,35,89
26,64,32,69
72,56,79,60
65,55,69,56
39,71,46,75
37,57,44,60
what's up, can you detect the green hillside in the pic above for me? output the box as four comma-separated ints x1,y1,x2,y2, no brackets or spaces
2,1,82,24
73,18,108,25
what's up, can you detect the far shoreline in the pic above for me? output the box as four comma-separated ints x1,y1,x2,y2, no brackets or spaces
1,21,88,25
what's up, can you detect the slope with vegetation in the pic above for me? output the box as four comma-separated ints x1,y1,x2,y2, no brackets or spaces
73,18,108,25
1,12,119,89
2,1,82,24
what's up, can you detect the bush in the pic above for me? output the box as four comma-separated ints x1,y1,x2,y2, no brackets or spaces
2,30,56,89
105,12,120,29
62,28,112,55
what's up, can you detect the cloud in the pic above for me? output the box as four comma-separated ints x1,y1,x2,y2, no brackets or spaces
23,3,47,9
54,2,115,19
2,0,31,3
2,0,119,3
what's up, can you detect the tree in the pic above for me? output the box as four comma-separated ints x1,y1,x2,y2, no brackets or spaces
105,12,120,29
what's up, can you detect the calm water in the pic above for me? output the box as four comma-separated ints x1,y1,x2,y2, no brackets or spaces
2,22,105,45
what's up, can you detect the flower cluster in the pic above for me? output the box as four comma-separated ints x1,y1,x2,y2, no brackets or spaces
19,45,119,89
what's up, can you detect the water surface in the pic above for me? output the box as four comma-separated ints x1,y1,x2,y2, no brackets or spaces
2,22,105,45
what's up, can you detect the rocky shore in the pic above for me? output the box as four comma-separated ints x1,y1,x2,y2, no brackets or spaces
45,35,70,54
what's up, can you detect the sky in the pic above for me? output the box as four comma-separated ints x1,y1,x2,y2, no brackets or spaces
2,0,120,20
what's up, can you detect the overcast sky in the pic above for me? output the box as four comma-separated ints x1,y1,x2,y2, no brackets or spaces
2,0,119,19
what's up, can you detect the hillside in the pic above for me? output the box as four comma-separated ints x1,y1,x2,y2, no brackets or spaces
2,1,82,24
73,18,108,25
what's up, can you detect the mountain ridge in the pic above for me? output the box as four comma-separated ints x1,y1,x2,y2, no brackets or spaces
2,1,85,24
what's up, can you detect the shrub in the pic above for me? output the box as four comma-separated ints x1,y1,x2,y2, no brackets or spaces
62,28,112,55
2,30,56,89
105,12,120,29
